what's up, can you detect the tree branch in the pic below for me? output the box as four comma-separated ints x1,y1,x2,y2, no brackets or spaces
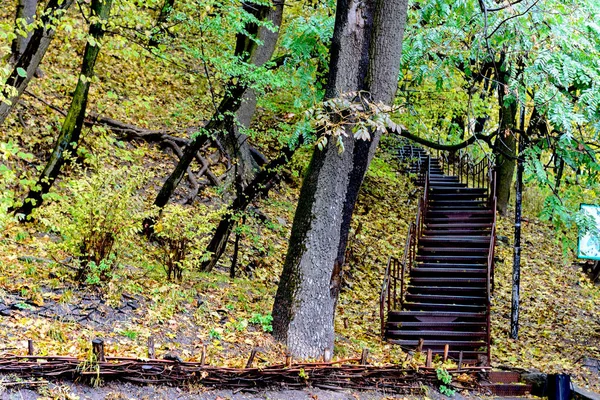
391,125,498,151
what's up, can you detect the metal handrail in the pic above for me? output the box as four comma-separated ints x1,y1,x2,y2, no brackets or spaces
380,255,394,337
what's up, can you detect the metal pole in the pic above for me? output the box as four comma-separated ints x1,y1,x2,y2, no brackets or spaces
510,105,525,339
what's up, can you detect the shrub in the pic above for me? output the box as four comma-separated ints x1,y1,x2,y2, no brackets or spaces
153,203,224,281
37,160,149,284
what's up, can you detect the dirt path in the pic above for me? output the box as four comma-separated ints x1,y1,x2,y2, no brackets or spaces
1,379,488,400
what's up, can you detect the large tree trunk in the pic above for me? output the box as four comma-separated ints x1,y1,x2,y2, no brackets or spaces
272,0,408,359
219,1,285,186
0,0,74,126
493,56,517,215
10,0,39,63
14,0,113,218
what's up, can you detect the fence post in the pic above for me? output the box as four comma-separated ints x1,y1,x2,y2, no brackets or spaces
92,338,105,362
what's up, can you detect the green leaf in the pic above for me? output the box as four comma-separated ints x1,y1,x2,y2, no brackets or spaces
16,67,27,78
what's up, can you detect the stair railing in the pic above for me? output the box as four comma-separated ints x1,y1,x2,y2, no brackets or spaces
485,164,497,362
438,149,495,194
381,155,430,338
380,221,415,337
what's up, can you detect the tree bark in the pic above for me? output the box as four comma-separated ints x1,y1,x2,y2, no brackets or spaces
272,0,408,359
493,56,517,215
10,0,39,63
14,0,113,218
0,0,74,126
219,1,285,186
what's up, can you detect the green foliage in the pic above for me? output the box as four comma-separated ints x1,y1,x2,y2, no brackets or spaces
436,367,456,396
119,329,139,340
36,159,149,284
249,312,273,332
153,203,224,281
84,256,115,286
209,328,222,340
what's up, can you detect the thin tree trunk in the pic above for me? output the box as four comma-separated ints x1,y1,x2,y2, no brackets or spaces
14,0,113,218
493,55,517,215
272,0,408,359
146,1,284,229
219,1,285,186
148,0,175,47
10,0,38,63
510,106,525,339
200,142,299,272
0,0,74,126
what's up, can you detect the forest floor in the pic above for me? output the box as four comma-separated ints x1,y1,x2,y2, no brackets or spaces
2,377,517,400
1,148,600,398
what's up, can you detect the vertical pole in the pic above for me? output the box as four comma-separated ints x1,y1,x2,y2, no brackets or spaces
92,338,105,362
147,336,155,359
510,106,525,339
28,339,34,355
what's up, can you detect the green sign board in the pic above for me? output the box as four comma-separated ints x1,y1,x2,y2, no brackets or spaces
578,204,600,260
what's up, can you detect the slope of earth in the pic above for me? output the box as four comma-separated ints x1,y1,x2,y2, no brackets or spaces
491,210,600,392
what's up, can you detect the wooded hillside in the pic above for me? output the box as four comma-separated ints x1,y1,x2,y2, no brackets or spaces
1,0,600,395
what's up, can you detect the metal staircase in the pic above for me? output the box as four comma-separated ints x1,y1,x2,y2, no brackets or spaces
381,144,497,365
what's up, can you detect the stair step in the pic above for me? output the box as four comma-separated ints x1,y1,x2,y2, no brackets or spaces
429,193,488,200
430,178,460,183
416,255,488,262
418,247,489,253
429,183,467,188
487,371,522,384
431,200,487,206
404,294,487,304
430,205,488,210
481,383,533,397
403,302,486,312
387,330,488,338
425,217,494,224
386,321,487,328
427,209,493,215
419,236,491,243
388,310,486,319
422,229,491,235
387,339,487,347
411,268,487,274
416,262,487,268
431,187,487,192
425,223,493,229
407,285,486,294
410,277,487,284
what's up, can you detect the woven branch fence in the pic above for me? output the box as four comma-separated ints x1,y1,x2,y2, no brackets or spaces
0,357,486,393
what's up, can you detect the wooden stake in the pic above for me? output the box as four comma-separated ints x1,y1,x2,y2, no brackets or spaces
92,338,105,362
416,338,424,353
200,344,207,366
245,348,257,368
27,339,34,356
426,349,432,368
147,336,155,359
443,344,449,362
360,348,369,365
458,351,463,371
322,348,332,363
285,352,292,367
